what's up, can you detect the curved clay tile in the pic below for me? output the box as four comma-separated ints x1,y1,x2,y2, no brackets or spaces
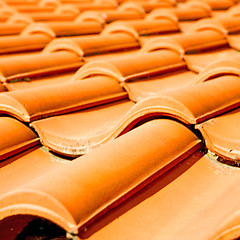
73,2,116,12
201,0,235,10
31,100,134,155
0,117,39,161
217,15,240,33
112,17,181,35
196,108,240,161
47,21,103,37
216,16,240,49
21,22,56,38
0,76,127,122
39,0,61,8
0,34,53,54
30,74,240,156
141,36,185,55
43,38,84,57
7,14,33,25
0,119,201,234
0,23,55,54
123,70,197,102
0,146,71,201
94,9,144,23
137,0,175,13
227,4,240,16
176,27,228,53
26,12,77,22
73,49,185,81
78,1,145,24
141,27,227,56
0,22,26,36
118,2,145,17
13,5,55,13
67,24,140,56
77,10,106,25
148,1,211,21
54,4,80,15
192,59,240,84
77,147,240,240
0,6,17,19
131,75,240,124
0,51,83,82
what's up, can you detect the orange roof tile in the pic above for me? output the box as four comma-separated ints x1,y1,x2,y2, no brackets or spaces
0,0,240,238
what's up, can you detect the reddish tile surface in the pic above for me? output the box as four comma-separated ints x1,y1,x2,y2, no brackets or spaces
0,0,240,239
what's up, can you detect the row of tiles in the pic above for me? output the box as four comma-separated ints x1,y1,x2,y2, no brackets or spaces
0,4,239,87
1,100,240,238
0,0,218,55
1,0,240,239
1,8,240,159
1,58,240,158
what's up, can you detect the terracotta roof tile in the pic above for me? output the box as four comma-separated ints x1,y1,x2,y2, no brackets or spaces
48,20,103,36
79,150,240,240
78,8,144,23
0,0,240,238
197,108,240,162
128,74,240,124
0,50,83,82
6,71,74,91
0,24,54,54
31,99,134,155
0,76,126,121
76,49,185,81
123,69,197,101
114,18,181,35
148,1,212,21
65,24,140,55
0,22,26,36
0,119,201,234
0,117,39,161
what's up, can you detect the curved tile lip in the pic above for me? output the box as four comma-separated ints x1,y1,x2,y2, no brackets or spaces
196,124,236,161
191,59,240,85
0,189,79,235
140,36,185,56
31,96,197,156
72,53,186,83
42,38,84,57
32,73,240,156
196,108,240,162
0,94,30,122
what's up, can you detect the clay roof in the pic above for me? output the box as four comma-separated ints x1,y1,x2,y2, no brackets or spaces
1,0,240,239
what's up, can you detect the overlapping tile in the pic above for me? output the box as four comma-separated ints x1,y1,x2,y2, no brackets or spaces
0,76,126,121
0,0,240,238
31,62,240,156
0,117,39,161
76,49,185,80
197,108,240,162
78,149,240,240
0,119,201,236
0,23,55,54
